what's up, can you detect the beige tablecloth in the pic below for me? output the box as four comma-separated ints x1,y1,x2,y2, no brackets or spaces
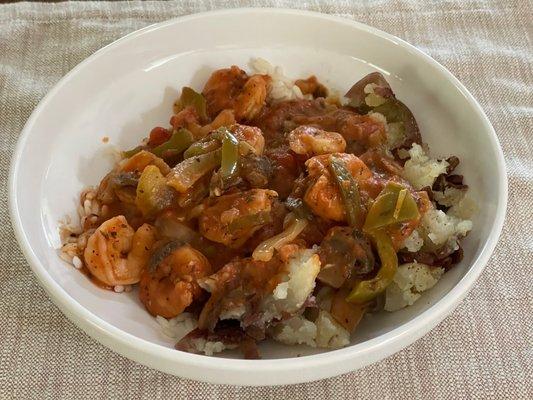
1,1,531,398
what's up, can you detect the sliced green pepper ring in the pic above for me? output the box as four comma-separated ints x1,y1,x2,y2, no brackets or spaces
329,157,362,227
346,229,398,304
363,181,419,232
176,87,208,121
151,128,194,158
220,129,239,181
183,138,220,159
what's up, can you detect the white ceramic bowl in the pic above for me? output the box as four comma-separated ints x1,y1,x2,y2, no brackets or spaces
9,9,507,386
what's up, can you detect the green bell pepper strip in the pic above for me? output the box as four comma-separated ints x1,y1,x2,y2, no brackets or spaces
393,188,408,219
220,129,239,182
183,139,221,159
166,149,222,193
151,128,194,158
182,128,229,159
123,146,143,158
363,182,419,232
124,128,194,159
346,229,398,303
176,87,208,121
347,182,420,304
329,157,362,227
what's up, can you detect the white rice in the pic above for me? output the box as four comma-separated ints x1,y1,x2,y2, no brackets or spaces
433,187,466,207
72,256,83,270
448,194,477,220
384,263,444,311
270,315,318,347
363,83,388,107
156,313,236,356
59,187,100,266
402,143,449,190
260,248,321,325
420,208,472,249
402,230,424,253
315,310,350,349
195,340,230,356
400,203,472,256
396,143,474,311
401,142,474,254
250,58,313,102
271,310,350,350
113,285,124,293
156,313,198,340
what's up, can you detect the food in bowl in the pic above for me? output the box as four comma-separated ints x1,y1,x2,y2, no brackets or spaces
59,59,473,358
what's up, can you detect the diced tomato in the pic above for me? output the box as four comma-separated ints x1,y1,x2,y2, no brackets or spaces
147,127,171,147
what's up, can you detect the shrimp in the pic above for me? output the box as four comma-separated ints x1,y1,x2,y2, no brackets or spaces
304,154,372,222
234,74,271,121
202,66,248,119
199,189,278,247
202,66,271,121
304,175,346,221
189,109,236,139
84,216,157,286
288,125,346,156
292,109,387,153
230,123,265,155
139,243,212,318
305,153,372,180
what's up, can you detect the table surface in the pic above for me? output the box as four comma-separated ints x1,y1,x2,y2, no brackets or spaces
1,1,531,398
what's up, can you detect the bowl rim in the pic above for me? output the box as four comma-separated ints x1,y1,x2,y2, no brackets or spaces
8,8,508,386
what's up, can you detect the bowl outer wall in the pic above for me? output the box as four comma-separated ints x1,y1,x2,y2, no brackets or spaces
8,8,507,386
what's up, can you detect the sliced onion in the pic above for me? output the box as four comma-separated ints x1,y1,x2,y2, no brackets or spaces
252,216,308,262
154,215,199,243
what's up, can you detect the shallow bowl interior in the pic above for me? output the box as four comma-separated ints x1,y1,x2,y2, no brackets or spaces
9,9,506,385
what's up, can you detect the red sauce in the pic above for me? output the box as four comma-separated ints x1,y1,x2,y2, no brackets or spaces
78,265,112,291
71,70,437,348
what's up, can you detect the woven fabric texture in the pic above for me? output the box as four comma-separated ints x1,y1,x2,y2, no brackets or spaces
0,1,531,399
